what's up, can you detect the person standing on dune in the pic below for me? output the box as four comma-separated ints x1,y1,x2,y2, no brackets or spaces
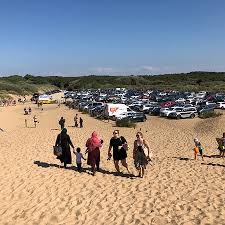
86,131,103,176
59,117,65,130
108,130,130,174
55,128,74,168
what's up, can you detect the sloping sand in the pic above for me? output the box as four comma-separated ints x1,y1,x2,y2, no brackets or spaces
0,101,224,225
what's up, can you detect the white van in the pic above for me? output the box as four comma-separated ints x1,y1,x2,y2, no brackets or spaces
105,103,132,117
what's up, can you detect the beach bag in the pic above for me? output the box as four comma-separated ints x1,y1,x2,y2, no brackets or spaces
53,134,62,156
53,145,62,156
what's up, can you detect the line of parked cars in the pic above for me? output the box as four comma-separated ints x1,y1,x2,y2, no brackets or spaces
64,88,225,121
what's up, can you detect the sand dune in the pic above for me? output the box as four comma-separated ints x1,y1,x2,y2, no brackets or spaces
0,101,224,225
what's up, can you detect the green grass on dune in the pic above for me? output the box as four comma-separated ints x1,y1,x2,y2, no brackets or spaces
1,72,225,95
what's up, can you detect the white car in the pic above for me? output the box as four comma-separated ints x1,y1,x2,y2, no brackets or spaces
217,102,225,109
175,98,186,103
160,106,184,117
168,107,198,119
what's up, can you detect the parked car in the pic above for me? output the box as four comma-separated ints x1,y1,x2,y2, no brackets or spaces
150,107,161,116
128,112,147,122
198,105,214,115
217,102,225,109
168,107,197,119
117,111,146,122
160,106,184,117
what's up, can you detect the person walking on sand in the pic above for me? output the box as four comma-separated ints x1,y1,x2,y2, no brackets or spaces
108,130,130,174
55,128,74,168
86,131,103,176
59,117,65,130
24,107,28,115
193,138,204,161
33,115,38,127
73,147,86,172
133,132,152,178
79,117,83,128
219,133,225,158
74,114,78,128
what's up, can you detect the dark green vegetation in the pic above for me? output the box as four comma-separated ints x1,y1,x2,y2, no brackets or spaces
199,111,223,119
116,118,136,128
1,71,225,96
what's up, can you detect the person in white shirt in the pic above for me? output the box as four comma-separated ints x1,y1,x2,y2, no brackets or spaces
73,147,86,172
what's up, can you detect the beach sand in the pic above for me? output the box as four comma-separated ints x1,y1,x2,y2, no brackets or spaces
0,98,225,225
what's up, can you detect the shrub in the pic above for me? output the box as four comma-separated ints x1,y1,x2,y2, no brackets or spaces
116,118,136,128
95,115,108,120
199,111,222,119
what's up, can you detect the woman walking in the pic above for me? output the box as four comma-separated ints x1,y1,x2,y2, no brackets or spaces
86,131,103,176
55,128,74,168
133,132,152,178
108,130,129,173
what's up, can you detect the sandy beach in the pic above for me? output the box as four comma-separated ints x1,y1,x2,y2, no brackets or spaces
0,97,225,225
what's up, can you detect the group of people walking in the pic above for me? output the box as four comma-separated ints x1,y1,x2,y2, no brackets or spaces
54,128,153,178
59,115,83,130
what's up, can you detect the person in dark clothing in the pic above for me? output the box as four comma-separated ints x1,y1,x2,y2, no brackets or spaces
59,117,65,130
79,117,83,128
28,106,32,114
108,130,129,173
74,114,78,128
24,107,28,115
55,128,74,168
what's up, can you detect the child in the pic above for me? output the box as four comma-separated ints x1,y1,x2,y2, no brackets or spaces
74,147,86,172
33,115,39,127
193,138,204,161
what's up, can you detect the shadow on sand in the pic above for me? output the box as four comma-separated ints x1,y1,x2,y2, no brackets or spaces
201,162,225,168
172,157,194,161
34,161,137,179
203,154,221,158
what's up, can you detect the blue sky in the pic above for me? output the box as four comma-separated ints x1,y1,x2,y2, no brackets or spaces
0,0,225,76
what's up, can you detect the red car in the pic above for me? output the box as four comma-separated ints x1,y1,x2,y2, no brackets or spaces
160,101,176,108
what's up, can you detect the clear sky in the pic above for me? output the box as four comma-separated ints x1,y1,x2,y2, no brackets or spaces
0,0,225,76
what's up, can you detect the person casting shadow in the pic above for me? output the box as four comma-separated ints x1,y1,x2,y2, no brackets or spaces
55,128,74,168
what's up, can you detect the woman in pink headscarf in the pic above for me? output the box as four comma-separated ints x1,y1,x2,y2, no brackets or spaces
86,131,103,175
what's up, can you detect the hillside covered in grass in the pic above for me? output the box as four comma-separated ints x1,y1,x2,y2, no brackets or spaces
1,72,225,98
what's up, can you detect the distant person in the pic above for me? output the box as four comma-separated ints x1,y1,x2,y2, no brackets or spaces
74,114,78,128
33,115,38,127
193,138,204,161
108,130,130,174
133,132,151,178
219,133,225,158
28,106,32,114
59,117,65,130
73,147,86,172
86,131,103,176
24,107,28,115
79,117,83,128
55,128,74,168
